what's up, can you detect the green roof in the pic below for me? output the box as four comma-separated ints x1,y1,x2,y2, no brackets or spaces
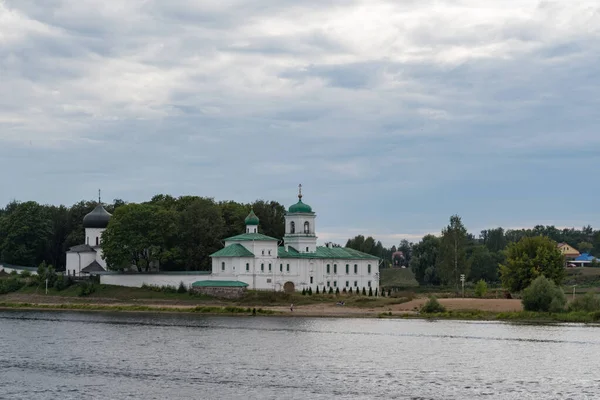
278,246,380,260
244,210,259,225
288,199,313,214
192,280,249,288
224,232,279,242
210,243,254,257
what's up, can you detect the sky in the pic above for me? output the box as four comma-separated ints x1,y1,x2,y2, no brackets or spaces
1,0,599,246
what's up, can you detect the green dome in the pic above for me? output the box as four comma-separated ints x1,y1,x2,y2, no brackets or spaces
244,210,259,225
289,200,313,213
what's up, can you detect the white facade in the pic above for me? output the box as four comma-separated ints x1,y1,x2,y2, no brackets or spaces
100,273,212,288
85,228,104,247
210,191,380,292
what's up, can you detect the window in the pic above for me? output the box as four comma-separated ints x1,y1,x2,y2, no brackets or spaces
268,263,272,272
246,263,250,272
346,264,349,274
261,263,264,272
310,277,314,284
368,264,371,274
221,262,225,271
262,250,264,255
327,264,330,274
268,250,271,255
345,281,349,287
306,247,309,252
368,281,371,287
280,264,283,272
334,281,337,287
334,264,337,274
290,221,295,234
96,237,99,246
86,237,89,245
286,264,290,272
327,281,330,287
304,221,310,234
354,264,358,274
354,281,358,287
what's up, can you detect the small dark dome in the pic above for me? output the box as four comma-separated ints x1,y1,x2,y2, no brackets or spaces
83,205,112,229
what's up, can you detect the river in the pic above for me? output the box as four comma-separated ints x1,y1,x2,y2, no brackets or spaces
0,311,598,399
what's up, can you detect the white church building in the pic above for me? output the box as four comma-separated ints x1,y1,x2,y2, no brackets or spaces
65,204,112,276
209,189,381,293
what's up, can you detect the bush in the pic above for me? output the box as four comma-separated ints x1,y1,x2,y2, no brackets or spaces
522,275,566,312
308,287,312,296
53,275,73,291
421,296,446,313
77,281,96,297
302,288,306,295
323,286,327,294
342,288,347,294
368,287,373,296
569,292,600,312
0,277,24,294
328,287,334,294
20,270,32,279
316,286,320,294
474,280,488,298
348,287,353,294
362,287,367,296
375,288,378,297
177,281,187,294
335,287,340,295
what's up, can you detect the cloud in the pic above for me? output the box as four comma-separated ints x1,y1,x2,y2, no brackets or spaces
1,0,599,240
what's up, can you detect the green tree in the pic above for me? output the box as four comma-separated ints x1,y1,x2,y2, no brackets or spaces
409,235,441,285
474,280,488,298
480,227,507,252
521,275,566,312
438,215,469,291
0,201,53,267
102,204,175,271
468,245,502,283
578,241,593,254
251,200,286,239
500,236,566,292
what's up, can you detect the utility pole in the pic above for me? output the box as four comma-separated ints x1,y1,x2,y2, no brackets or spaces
460,274,465,298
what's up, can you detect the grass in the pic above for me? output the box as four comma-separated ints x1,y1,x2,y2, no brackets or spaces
380,268,419,288
0,301,275,315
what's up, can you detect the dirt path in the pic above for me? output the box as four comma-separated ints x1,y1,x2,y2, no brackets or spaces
392,298,523,312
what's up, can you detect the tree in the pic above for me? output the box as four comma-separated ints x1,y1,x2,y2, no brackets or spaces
438,215,469,291
316,286,319,294
480,227,507,253
410,235,441,285
468,245,502,283
578,241,593,254
251,200,286,239
521,275,566,312
500,236,566,292
368,287,373,296
474,280,488,298
102,204,175,271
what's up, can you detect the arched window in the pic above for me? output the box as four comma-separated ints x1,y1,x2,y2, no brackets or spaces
96,237,99,246
221,262,225,271
290,221,295,234
304,221,310,234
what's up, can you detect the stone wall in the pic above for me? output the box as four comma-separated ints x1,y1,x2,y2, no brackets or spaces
191,286,247,299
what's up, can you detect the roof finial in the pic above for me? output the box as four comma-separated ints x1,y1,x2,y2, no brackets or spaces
98,189,102,204
298,183,302,200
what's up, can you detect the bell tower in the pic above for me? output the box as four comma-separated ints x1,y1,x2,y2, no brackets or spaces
283,184,317,253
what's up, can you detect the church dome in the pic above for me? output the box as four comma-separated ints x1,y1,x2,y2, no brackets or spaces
83,204,112,229
289,199,313,214
244,209,259,226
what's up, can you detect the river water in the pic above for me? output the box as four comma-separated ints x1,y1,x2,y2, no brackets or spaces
0,311,598,399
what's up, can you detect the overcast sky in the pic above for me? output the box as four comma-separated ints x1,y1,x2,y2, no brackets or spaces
1,0,599,246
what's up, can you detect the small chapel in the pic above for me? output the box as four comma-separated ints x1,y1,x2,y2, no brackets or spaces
65,201,112,276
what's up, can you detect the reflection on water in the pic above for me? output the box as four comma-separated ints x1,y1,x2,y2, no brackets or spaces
0,311,599,399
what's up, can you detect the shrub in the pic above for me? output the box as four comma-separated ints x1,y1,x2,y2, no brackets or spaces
474,280,488,298
388,289,392,297
308,287,312,296
53,275,73,291
177,281,187,294
375,288,378,297
9,270,18,276
328,287,334,294
342,288,347,294
302,288,306,295
421,296,446,313
323,286,327,294
316,286,320,294
368,287,373,296
335,287,340,295
569,292,600,312
0,277,24,294
20,270,31,279
77,281,96,297
362,287,367,296
348,287,353,294
521,275,566,312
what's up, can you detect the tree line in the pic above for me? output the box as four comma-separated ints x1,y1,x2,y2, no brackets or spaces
0,195,286,271
345,217,600,289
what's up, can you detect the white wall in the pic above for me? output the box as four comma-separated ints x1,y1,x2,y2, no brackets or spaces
100,274,213,288
283,214,318,253
0,264,38,275
66,251,96,276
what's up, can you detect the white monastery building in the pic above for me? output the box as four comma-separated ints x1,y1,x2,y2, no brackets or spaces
209,188,381,293
68,188,381,293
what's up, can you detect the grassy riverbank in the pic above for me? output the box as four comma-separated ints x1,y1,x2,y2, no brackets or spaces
379,309,600,324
